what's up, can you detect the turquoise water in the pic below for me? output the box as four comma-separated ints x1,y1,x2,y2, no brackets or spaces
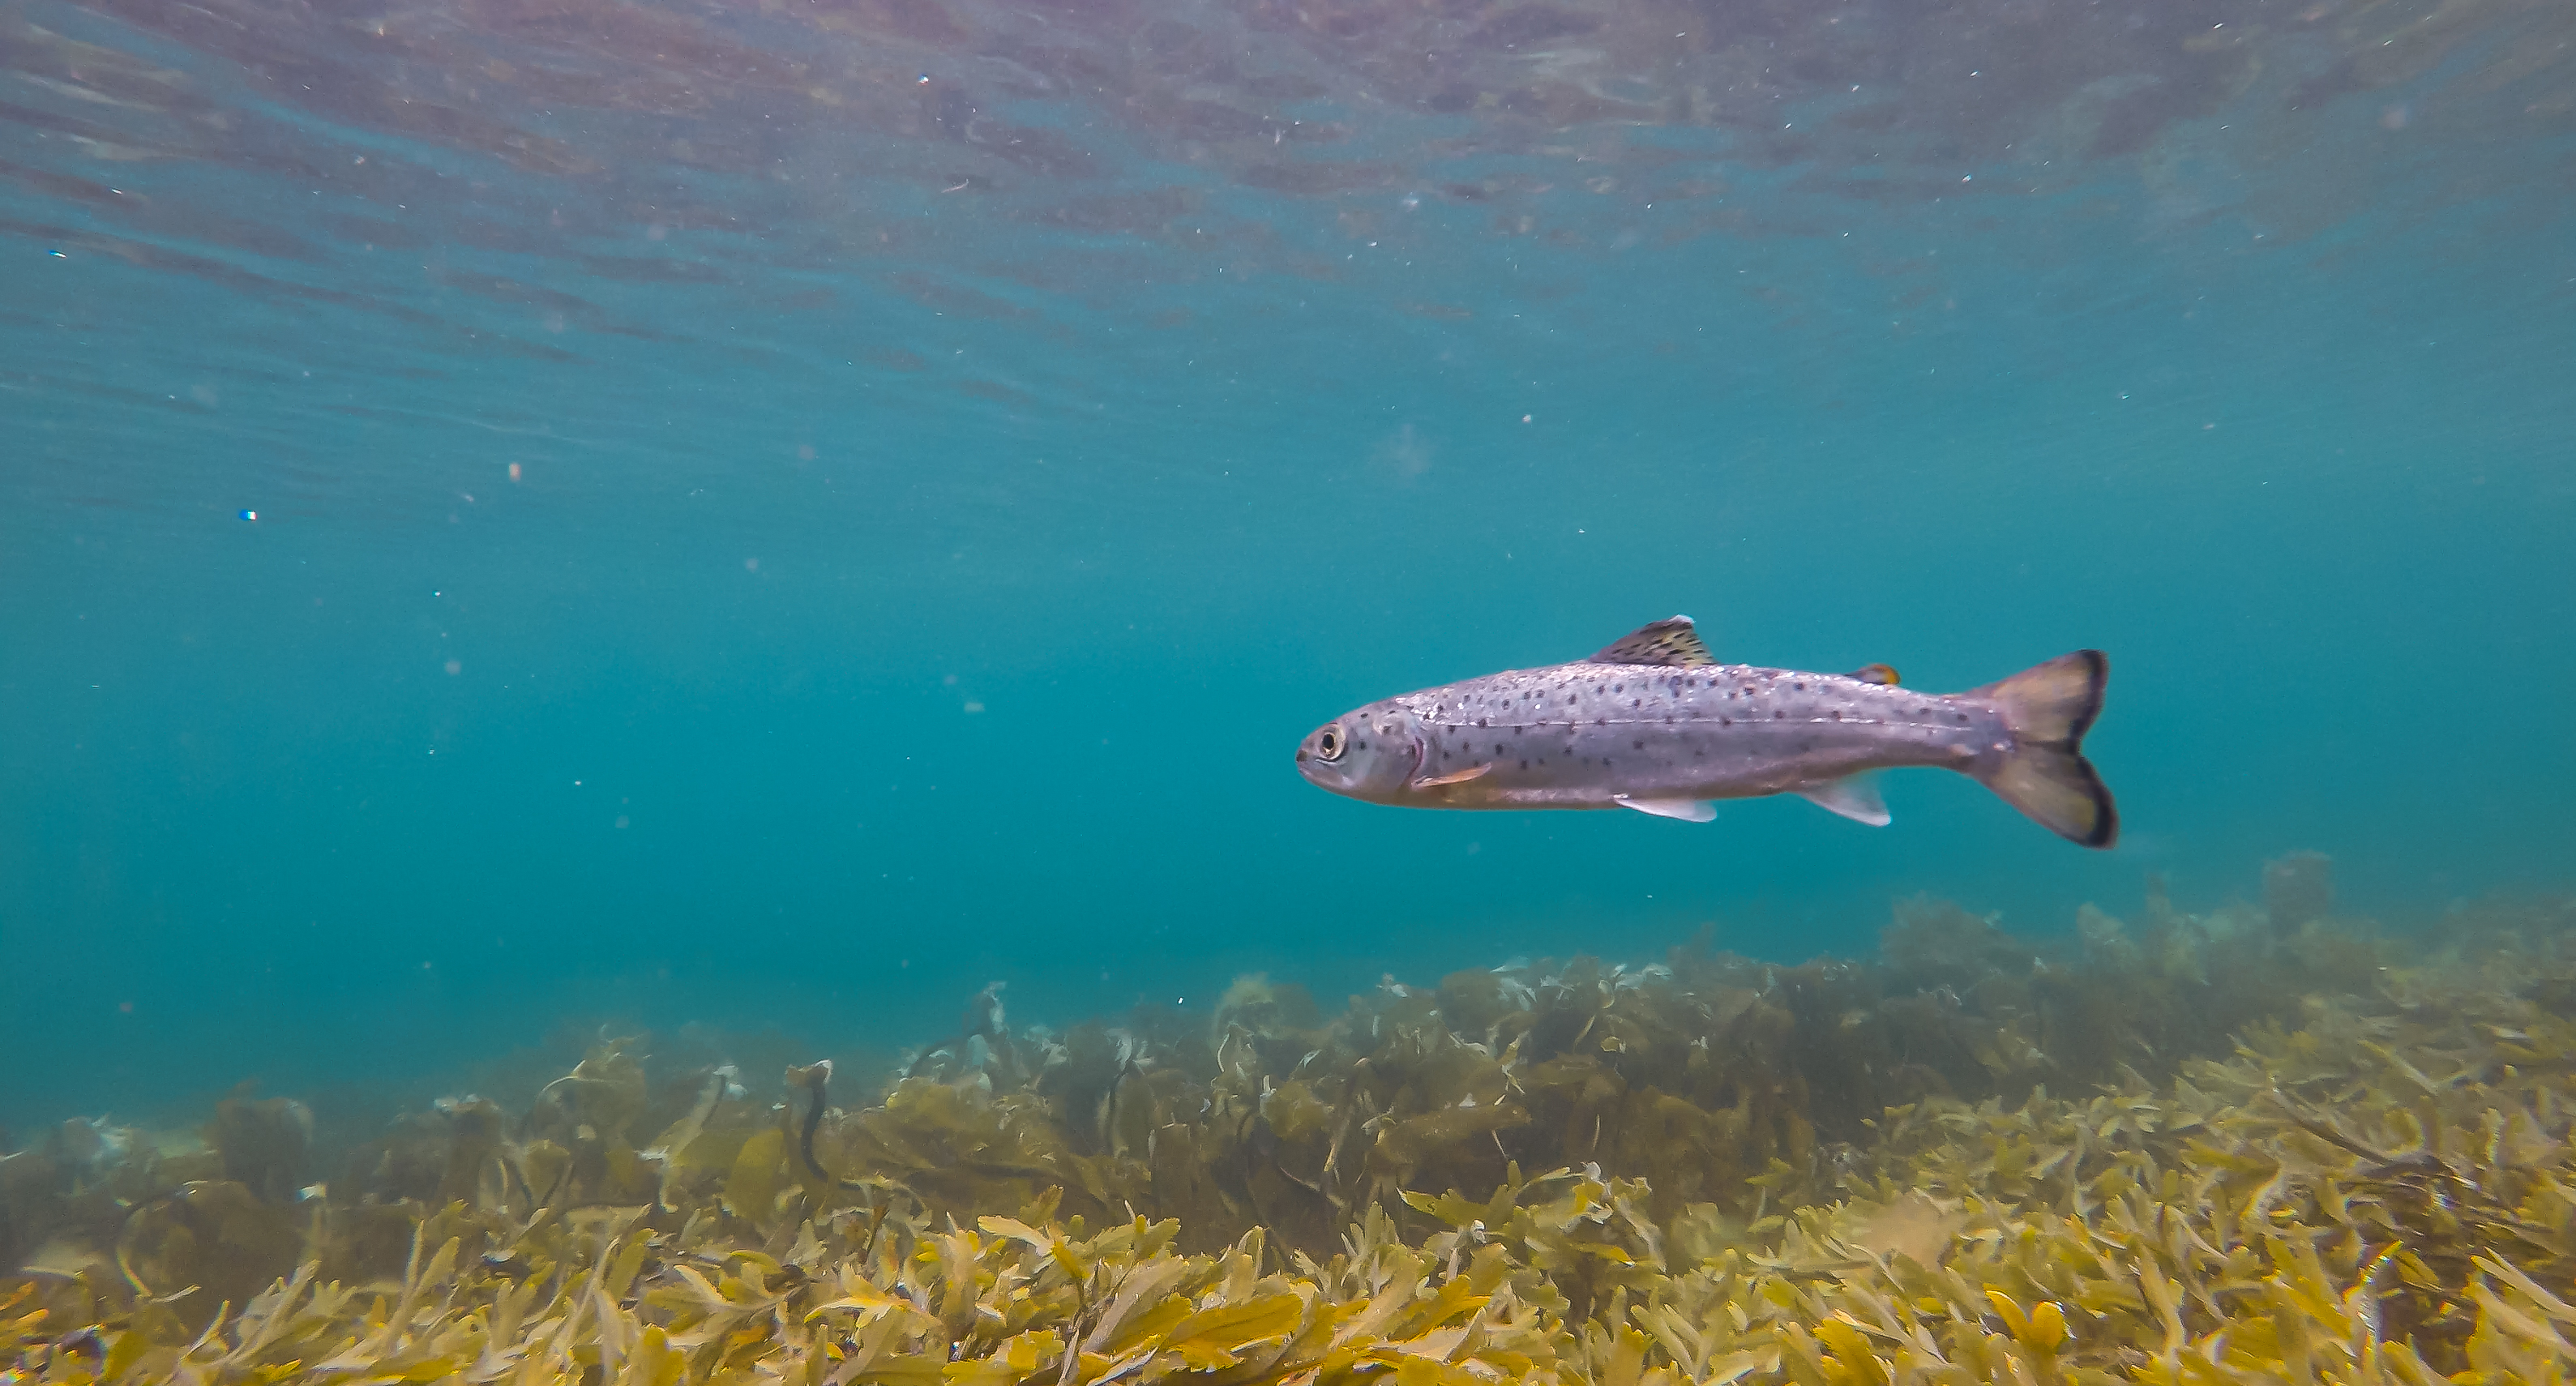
2,0,2569,1129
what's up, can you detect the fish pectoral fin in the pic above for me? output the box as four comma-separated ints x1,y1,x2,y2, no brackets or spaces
1412,763,1494,789
1613,794,1718,823
1848,662,1900,686
1589,615,1716,669
1794,775,1891,827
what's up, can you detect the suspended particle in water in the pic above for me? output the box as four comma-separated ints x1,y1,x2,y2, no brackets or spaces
445,660,462,675
238,509,258,520
49,249,67,258
508,462,523,482
918,73,931,83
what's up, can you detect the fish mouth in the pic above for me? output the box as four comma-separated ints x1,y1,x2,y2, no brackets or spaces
1292,737,1338,788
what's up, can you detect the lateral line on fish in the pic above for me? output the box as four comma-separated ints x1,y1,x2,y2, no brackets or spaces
1421,715,1898,729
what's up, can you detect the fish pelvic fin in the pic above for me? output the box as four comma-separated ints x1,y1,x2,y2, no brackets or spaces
1613,795,1717,823
1848,662,1900,686
1412,762,1493,789
1966,650,2118,848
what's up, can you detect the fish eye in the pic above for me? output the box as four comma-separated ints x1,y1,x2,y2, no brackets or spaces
1316,726,1345,761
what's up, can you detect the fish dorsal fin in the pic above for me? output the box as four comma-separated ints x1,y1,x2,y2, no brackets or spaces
1848,663,1900,687
1614,795,1718,823
1590,616,1714,668
1794,775,1890,827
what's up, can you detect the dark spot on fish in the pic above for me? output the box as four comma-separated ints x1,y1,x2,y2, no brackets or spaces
1794,682,1805,691
1774,711,1783,719
1632,739,1643,750
1957,713,1970,724
1720,717,1731,727
1519,759,1529,769
1830,710,1842,721
1613,684,1623,692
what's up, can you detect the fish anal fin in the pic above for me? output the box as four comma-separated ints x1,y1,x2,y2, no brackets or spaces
1614,795,1718,823
1848,663,1900,686
1590,616,1715,669
1794,775,1890,827
1412,763,1493,789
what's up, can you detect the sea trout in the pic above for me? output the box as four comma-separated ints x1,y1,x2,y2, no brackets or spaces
1294,616,2116,846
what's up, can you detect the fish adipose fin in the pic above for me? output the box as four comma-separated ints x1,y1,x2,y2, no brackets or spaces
1795,775,1890,826
1613,795,1717,823
1967,650,2119,849
1848,663,1900,686
1412,763,1493,789
1590,616,1716,668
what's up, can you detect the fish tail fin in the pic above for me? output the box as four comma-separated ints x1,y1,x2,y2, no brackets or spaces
1967,650,2118,848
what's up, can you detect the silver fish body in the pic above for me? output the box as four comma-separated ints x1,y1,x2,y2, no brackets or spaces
1294,616,2116,846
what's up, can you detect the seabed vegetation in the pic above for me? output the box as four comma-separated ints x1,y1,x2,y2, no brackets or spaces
10,857,2576,1386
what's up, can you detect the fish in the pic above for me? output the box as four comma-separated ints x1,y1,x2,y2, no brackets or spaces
1293,616,2116,847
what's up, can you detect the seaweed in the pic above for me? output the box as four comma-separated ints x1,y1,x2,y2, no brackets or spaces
9,862,2576,1383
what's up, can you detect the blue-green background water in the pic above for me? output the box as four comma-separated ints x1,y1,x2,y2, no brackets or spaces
2,0,2570,1128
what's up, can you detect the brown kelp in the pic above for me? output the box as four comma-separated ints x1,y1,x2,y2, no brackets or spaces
8,860,2576,1384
